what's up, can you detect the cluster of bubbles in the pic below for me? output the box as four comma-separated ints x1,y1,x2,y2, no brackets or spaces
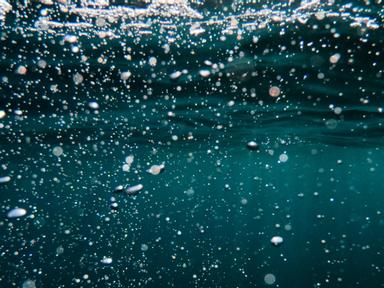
0,0,383,287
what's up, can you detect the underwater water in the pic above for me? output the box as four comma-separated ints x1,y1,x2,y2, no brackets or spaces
1,0,384,287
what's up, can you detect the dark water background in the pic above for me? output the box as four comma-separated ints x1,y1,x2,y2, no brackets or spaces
1,0,384,287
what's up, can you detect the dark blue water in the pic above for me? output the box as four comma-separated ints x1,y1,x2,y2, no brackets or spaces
1,1,384,287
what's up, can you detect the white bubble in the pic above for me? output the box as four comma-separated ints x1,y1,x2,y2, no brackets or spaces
123,155,134,172
7,208,27,219
199,70,210,77
284,224,292,231
149,57,157,67
325,119,338,129
101,257,113,264
38,60,47,69
88,101,99,110
147,164,165,175
247,141,259,150
170,71,182,79
126,184,143,195
330,53,341,64
114,185,124,193
269,86,280,97
64,35,78,43
270,236,284,246
53,146,63,157
227,100,235,107
184,188,195,196
16,65,27,75
279,153,288,162
73,73,84,85
0,176,11,183
125,155,134,164
264,273,276,285
121,71,132,80
22,280,36,288
110,202,118,209
56,245,64,255
334,107,342,115
190,26,205,36
315,11,325,20
72,46,80,53
141,243,149,251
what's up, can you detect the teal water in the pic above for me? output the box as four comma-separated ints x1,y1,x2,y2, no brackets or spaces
1,1,384,287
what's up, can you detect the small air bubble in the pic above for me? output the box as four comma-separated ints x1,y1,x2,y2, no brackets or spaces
16,65,27,75
88,101,99,110
141,244,149,251
269,86,280,97
101,257,113,264
121,71,132,80
247,141,259,150
270,236,284,246
264,274,276,285
330,53,341,64
199,70,210,77
73,73,84,85
7,208,27,219
53,146,63,157
279,153,288,162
